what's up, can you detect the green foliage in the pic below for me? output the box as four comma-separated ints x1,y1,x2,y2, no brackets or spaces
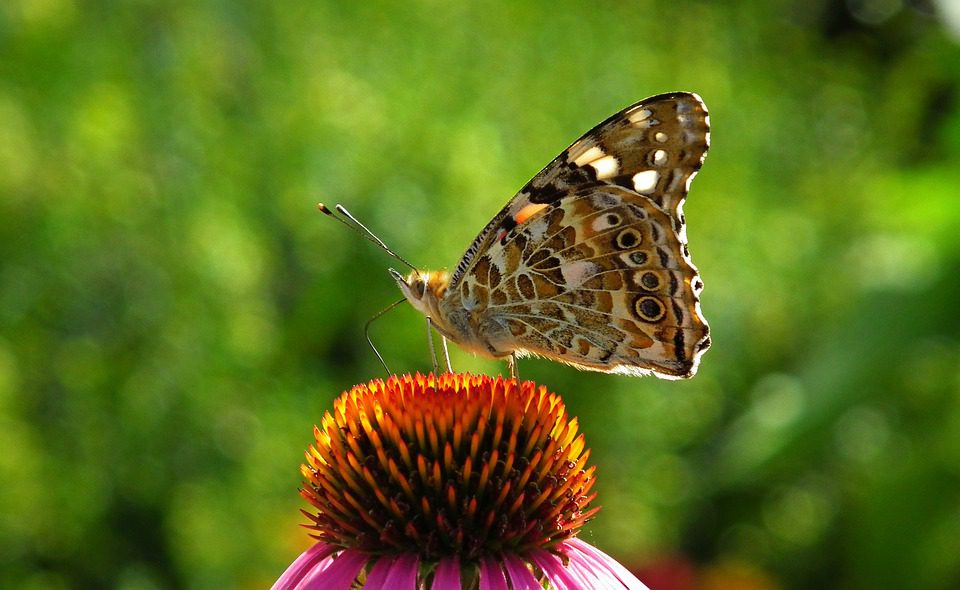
2,1,959,588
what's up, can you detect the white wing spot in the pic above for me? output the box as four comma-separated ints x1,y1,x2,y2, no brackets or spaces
591,214,618,232
655,132,668,143
590,155,620,179
559,261,597,288
573,145,606,166
525,217,549,241
653,149,668,165
632,170,659,194
628,108,653,126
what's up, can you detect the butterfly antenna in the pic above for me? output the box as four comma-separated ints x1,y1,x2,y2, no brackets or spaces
364,297,407,375
317,203,420,274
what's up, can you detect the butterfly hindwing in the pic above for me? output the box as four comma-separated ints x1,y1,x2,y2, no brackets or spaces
461,184,709,377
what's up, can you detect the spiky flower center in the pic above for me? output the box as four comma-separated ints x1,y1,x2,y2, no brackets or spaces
300,373,598,561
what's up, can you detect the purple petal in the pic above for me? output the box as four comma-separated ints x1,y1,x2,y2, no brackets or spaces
528,549,581,590
383,553,419,589
559,547,617,589
478,557,508,590
272,543,339,590
432,556,461,590
364,555,397,589
298,549,369,590
501,553,541,590
565,539,650,590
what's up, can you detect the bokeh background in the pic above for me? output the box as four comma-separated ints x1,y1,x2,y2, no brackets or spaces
2,0,960,588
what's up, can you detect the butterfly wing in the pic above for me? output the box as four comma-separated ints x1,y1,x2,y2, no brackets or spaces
465,184,709,377
448,92,709,290
448,92,710,378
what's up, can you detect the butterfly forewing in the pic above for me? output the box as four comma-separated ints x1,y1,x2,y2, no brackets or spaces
449,92,709,290
522,92,709,212
410,92,711,378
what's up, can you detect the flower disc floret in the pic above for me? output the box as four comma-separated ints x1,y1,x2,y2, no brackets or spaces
300,372,599,560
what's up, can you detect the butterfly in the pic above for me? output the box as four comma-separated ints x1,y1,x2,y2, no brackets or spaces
334,92,711,379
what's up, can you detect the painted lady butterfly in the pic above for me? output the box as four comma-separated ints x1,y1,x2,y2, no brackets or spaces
337,92,711,379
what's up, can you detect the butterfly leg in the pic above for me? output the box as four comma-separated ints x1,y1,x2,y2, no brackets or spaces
425,316,440,375
440,335,452,374
508,352,519,381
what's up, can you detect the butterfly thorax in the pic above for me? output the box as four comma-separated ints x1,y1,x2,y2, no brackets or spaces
394,269,509,358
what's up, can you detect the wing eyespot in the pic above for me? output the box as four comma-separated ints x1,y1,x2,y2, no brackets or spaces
615,228,643,250
634,295,666,322
638,271,662,291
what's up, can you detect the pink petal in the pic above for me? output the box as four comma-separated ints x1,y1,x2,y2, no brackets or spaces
364,555,397,589
298,549,369,590
383,553,419,589
565,539,650,590
559,548,615,589
432,556,461,590
272,543,339,590
528,549,581,590
501,553,541,590
478,557,508,590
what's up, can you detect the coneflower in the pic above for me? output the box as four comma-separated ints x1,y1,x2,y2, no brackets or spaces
273,372,650,589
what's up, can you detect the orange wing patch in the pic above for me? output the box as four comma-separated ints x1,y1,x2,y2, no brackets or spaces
515,203,549,225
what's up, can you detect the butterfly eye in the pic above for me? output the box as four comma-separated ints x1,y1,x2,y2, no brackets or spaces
414,279,426,298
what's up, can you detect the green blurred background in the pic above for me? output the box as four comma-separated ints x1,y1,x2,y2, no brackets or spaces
2,0,960,588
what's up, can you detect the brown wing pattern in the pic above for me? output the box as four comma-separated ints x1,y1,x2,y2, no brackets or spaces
460,185,710,378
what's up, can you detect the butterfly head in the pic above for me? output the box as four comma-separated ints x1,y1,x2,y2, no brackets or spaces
389,268,450,318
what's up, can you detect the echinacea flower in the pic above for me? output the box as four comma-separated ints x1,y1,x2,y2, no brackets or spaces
273,372,650,590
